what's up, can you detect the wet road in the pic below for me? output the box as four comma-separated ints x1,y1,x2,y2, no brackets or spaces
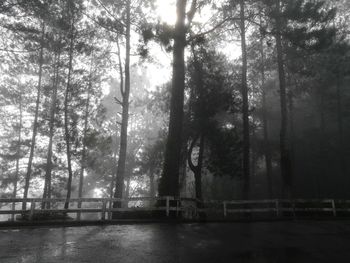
1,221,350,263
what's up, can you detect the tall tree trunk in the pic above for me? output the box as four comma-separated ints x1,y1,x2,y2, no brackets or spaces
159,0,187,197
239,0,250,199
77,72,92,219
64,15,75,210
42,43,61,209
22,23,45,210
179,151,188,196
113,0,131,206
259,17,273,198
110,37,122,215
275,0,292,198
12,93,22,220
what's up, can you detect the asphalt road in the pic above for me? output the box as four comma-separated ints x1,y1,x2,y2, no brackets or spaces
1,221,350,263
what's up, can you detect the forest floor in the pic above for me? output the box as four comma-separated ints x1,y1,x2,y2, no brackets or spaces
0,221,350,262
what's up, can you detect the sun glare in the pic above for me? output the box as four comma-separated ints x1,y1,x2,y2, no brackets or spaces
155,0,176,25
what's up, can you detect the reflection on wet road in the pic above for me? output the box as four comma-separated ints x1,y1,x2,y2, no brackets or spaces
1,221,350,262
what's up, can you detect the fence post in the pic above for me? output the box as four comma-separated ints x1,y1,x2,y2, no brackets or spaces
29,200,35,221
101,200,107,221
166,197,170,217
223,201,227,218
331,199,337,217
275,200,280,217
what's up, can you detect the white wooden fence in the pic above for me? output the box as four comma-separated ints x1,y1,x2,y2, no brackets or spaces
0,197,349,222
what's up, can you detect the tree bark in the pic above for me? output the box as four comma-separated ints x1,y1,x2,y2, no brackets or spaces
110,36,122,209
275,0,292,198
64,12,75,210
259,27,273,198
22,23,45,210
159,0,187,197
114,0,131,207
240,0,250,200
12,92,22,220
77,69,92,219
42,42,61,209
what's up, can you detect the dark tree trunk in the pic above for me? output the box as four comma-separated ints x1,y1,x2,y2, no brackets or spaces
240,0,250,200
159,0,187,197
114,0,131,207
259,27,273,198
22,23,45,210
12,93,22,219
179,151,188,196
110,36,122,205
64,16,75,210
42,43,61,209
275,0,292,198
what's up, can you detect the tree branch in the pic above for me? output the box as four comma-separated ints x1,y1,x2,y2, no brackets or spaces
188,16,237,42
114,97,123,105
82,11,125,35
187,0,197,26
95,0,127,29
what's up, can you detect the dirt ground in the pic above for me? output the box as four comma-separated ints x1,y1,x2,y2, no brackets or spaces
1,221,350,262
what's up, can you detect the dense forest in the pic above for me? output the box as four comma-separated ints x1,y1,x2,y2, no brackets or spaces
0,0,350,207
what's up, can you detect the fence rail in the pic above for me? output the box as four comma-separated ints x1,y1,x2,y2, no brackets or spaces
0,197,349,222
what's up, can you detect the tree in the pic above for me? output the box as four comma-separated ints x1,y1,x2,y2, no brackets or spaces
113,0,131,205
63,0,82,210
186,45,242,199
18,14,46,210
159,0,230,197
42,34,62,208
158,0,189,197
260,0,337,197
239,0,250,199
